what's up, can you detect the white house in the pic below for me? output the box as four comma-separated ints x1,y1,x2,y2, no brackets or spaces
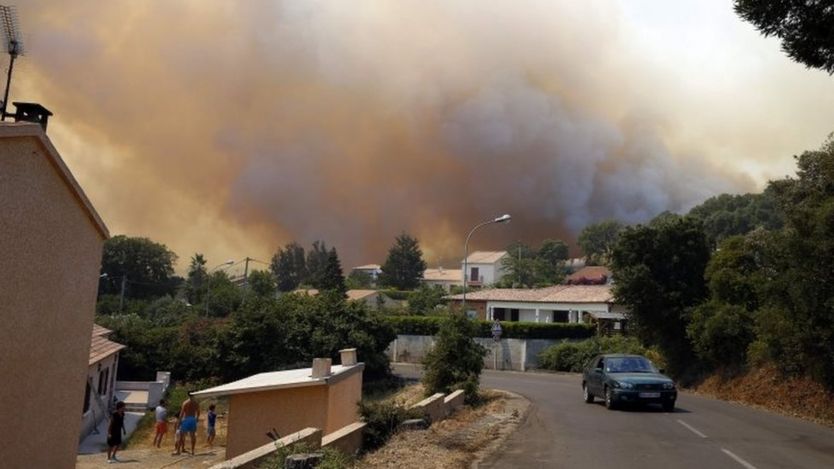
447,284,627,331
80,324,125,439
461,251,509,286
351,264,382,283
422,267,464,291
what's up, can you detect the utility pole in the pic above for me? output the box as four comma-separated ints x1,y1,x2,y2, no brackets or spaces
119,275,127,312
243,257,251,289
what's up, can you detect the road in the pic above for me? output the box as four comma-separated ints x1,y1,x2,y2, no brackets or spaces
392,364,834,469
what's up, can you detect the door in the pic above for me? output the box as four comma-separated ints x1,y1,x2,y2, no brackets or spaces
589,357,605,393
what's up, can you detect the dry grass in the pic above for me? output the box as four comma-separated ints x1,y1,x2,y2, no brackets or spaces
693,365,834,427
357,389,527,469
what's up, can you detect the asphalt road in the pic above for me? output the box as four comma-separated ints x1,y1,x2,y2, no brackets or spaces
392,364,834,469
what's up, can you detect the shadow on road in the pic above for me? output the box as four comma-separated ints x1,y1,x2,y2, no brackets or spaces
590,401,692,413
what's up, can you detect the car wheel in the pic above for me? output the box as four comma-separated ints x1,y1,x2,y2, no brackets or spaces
604,387,617,410
663,400,675,412
583,383,594,403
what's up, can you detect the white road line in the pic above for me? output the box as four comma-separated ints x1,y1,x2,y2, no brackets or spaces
677,419,708,438
722,448,758,469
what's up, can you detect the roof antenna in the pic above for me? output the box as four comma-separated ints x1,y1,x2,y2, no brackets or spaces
0,4,23,121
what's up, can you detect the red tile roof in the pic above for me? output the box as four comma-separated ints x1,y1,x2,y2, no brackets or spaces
565,266,612,284
446,284,614,304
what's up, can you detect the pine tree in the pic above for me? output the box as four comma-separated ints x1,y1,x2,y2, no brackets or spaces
270,242,307,292
380,233,427,290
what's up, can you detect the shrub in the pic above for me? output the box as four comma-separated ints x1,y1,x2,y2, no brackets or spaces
379,289,411,301
358,400,420,451
385,316,594,340
422,314,486,403
258,442,354,469
538,336,647,372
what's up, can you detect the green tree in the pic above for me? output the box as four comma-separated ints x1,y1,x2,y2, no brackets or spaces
578,220,623,266
536,239,569,284
346,270,373,289
205,271,243,317
499,241,538,287
735,0,834,74
309,248,346,295
247,270,276,298
185,253,208,305
687,190,783,248
380,233,427,290
270,242,307,292
422,313,486,403
407,285,446,314
100,235,179,298
611,216,710,375
305,241,331,288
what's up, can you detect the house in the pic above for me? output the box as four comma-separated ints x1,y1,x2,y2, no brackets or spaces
447,284,627,331
293,288,398,309
81,325,126,439
564,266,613,285
421,267,464,291
461,251,509,286
193,349,364,460
0,121,109,468
351,264,382,283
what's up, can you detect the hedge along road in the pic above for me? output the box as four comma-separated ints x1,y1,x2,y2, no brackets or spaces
392,364,834,469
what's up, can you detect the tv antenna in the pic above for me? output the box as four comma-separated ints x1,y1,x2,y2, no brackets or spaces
0,4,23,121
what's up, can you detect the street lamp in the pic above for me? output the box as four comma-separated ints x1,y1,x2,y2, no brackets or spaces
205,259,235,316
462,214,511,314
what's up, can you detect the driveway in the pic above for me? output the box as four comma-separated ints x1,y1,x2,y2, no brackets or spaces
392,364,834,469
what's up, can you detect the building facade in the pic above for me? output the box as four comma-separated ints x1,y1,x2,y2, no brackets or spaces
461,251,508,286
80,325,125,439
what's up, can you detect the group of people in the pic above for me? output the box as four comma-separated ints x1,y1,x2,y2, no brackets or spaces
105,392,218,464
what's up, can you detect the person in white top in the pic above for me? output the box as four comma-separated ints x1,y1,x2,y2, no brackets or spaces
153,399,168,448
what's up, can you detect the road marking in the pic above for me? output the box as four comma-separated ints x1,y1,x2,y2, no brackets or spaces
677,419,708,438
721,448,758,469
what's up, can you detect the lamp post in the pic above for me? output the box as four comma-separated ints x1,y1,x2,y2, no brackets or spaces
205,259,235,316
462,214,511,315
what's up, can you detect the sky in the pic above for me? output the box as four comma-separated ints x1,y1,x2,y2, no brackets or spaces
13,0,834,273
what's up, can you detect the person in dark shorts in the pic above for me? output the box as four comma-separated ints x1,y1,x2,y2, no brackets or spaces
107,401,127,463
206,404,217,447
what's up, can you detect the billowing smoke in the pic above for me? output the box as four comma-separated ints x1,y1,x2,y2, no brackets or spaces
16,1,832,268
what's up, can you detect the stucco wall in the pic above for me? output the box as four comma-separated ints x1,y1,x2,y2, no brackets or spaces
0,133,105,469
324,369,363,434
81,353,119,438
226,386,329,459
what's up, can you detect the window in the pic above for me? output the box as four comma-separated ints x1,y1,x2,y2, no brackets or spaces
553,310,569,323
510,309,519,322
98,369,109,395
493,308,506,321
470,267,479,282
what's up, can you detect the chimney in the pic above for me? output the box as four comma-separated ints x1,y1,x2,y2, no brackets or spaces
438,266,444,273
12,102,52,131
339,348,357,366
311,358,332,378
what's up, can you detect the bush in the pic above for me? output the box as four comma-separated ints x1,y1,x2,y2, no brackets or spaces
259,442,354,469
422,314,486,403
379,289,411,301
538,336,648,372
358,400,420,451
385,316,594,340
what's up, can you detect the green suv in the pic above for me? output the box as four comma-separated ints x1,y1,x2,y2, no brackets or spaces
582,354,677,411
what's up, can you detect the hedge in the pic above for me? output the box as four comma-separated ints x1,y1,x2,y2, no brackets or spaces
379,289,411,301
384,315,594,340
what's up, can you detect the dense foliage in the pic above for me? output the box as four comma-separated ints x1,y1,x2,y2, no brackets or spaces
687,190,783,247
498,239,569,287
422,314,486,403
538,336,648,372
270,242,307,292
406,285,446,315
100,235,180,298
380,233,428,290
577,220,623,266
735,0,834,74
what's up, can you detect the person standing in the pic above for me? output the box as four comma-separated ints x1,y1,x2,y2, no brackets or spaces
153,399,167,448
179,392,200,455
106,401,127,463
206,404,217,447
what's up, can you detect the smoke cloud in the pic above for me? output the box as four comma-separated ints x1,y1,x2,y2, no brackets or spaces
15,1,834,269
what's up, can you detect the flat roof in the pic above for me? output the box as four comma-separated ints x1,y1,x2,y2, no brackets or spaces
423,268,463,282
192,363,364,398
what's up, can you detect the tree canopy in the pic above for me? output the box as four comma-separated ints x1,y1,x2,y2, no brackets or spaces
270,242,307,292
687,190,783,247
100,235,179,298
380,233,427,290
499,239,568,287
735,0,834,74
578,220,623,266
185,253,208,305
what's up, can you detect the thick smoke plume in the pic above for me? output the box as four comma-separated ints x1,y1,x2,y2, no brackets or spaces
16,1,834,268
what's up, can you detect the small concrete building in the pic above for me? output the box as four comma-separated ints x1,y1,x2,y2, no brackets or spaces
422,267,464,291
461,251,509,286
193,350,364,460
0,122,109,468
80,324,125,439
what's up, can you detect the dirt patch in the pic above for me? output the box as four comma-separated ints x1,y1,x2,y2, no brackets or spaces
691,365,834,427
357,389,530,469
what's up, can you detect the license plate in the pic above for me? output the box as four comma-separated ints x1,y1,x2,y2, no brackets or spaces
639,392,660,398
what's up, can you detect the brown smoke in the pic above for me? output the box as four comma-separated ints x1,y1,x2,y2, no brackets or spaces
14,1,833,269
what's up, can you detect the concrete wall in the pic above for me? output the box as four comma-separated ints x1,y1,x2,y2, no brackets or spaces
81,353,119,438
227,386,329,459
0,129,106,469
321,422,366,455
411,393,446,422
324,367,363,434
388,335,570,371
211,428,322,469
